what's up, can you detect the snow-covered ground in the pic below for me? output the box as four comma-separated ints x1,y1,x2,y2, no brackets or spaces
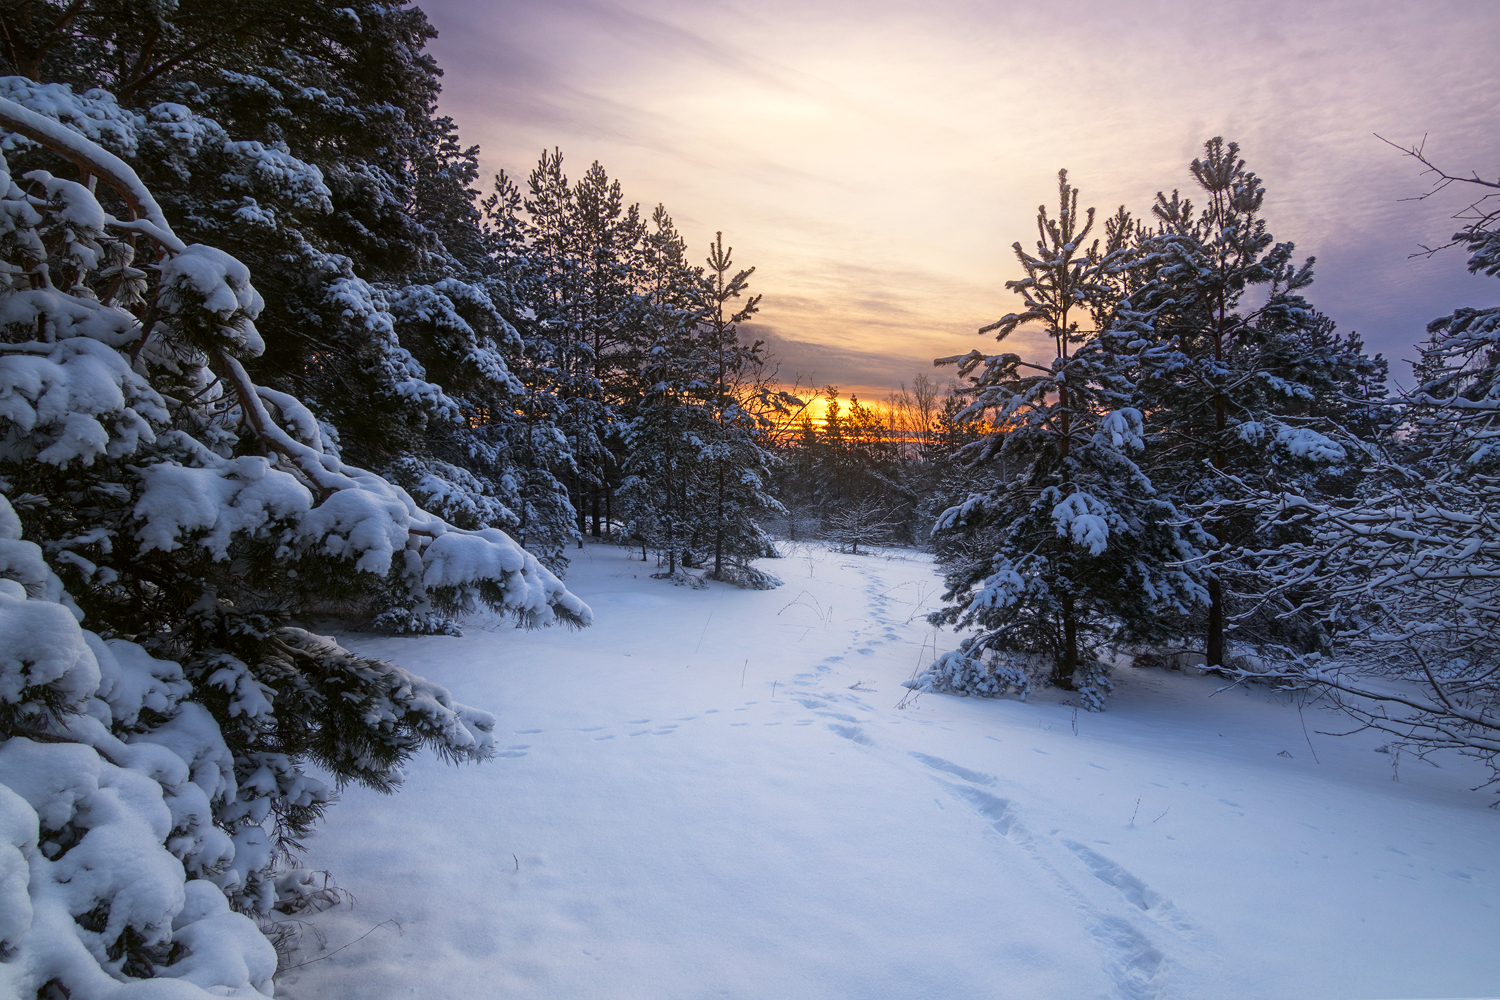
280,542,1500,1000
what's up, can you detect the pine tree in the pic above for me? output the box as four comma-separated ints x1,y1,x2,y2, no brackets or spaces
697,232,787,586
0,90,587,994
616,206,703,578
480,167,580,570
1129,138,1387,664
920,171,1206,707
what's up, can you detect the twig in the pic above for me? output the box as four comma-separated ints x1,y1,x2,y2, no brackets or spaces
1129,798,1141,827
1151,807,1170,824
771,680,778,699
741,659,748,687
693,612,713,655
1298,704,1321,764
513,853,519,871
278,919,401,972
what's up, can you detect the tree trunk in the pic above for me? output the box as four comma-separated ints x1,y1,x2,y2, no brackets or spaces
1207,309,1229,666
1207,573,1225,667
1055,593,1079,689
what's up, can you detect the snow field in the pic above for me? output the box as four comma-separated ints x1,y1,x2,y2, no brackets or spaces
283,542,1500,1000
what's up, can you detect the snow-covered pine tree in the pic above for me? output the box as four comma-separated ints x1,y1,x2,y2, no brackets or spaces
617,205,705,579
0,1,574,592
696,232,788,588
1126,138,1387,665
479,167,581,570
0,95,587,996
917,171,1207,708
517,152,647,544
617,226,788,587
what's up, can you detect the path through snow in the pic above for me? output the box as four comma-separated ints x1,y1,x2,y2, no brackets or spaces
280,542,1500,1000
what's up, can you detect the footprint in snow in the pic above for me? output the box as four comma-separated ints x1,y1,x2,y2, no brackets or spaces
951,786,1021,837
909,752,998,787
593,735,614,741
1089,914,1167,1000
827,723,872,746
626,719,651,725
856,648,874,656
941,785,1181,997
730,722,749,727
575,726,604,732
495,750,528,758
514,729,544,735
1064,842,1166,912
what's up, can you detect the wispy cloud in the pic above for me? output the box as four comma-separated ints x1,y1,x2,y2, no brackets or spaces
421,0,1500,385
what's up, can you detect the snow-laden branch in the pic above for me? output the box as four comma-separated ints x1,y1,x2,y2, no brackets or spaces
0,95,184,253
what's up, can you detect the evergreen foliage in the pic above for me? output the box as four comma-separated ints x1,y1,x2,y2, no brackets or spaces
920,171,1207,707
0,92,586,996
1124,139,1387,664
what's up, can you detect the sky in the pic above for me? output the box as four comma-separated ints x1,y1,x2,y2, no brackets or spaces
417,0,1500,400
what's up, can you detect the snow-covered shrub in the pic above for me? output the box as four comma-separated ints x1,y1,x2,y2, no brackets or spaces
906,646,1035,700
706,561,784,591
651,566,710,590
907,644,1113,711
0,87,589,993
